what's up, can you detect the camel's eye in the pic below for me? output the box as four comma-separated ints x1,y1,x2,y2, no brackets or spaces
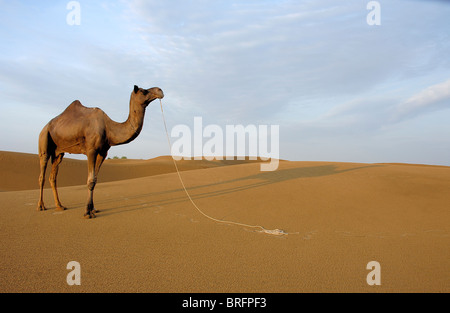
141,89,149,96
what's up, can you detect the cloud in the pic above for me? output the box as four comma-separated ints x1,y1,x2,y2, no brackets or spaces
392,79,450,122
124,0,450,127
125,2,350,120
291,78,450,138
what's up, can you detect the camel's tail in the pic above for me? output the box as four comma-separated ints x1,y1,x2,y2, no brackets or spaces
38,124,55,159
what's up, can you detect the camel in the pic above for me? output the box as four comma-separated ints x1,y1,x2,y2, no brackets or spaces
37,85,164,218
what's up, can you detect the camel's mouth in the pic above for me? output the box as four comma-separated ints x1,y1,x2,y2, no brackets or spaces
144,93,163,107
153,89,164,99
136,86,164,106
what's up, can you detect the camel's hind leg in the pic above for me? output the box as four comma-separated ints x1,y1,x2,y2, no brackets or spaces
49,153,67,211
37,125,53,211
37,153,50,211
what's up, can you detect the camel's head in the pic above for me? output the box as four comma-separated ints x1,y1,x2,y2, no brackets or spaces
132,85,164,108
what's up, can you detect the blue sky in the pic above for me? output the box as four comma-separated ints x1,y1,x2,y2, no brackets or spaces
0,0,449,165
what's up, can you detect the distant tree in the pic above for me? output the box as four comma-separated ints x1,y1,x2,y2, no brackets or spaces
113,156,119,159
121,156,127,159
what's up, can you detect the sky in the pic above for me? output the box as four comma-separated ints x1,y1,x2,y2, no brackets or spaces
0,0,449,165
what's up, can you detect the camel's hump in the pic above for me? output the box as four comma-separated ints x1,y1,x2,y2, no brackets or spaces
67,100,85,109
64,100,102,113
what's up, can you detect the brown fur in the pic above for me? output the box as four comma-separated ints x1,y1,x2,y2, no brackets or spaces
37,85,164,218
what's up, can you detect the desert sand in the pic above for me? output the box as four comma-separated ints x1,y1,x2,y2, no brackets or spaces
0,150,449,293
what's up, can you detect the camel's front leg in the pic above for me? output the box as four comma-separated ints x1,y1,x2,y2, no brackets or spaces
91,153,106,214
84,150,98,219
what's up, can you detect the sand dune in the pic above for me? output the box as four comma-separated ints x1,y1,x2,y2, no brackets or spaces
0,151,267,191
0,151,449,292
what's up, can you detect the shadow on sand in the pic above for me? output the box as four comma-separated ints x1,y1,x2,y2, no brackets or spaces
69,163,382,217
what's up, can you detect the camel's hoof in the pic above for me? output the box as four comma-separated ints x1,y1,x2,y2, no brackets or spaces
83,212,96,219
55,206,67,212
92,209,100,213
37,204,47,211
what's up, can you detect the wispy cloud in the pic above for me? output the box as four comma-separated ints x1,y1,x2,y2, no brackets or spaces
392,79,450,122
124,0,450,124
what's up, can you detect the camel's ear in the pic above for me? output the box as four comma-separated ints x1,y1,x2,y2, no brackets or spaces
134,85,139,94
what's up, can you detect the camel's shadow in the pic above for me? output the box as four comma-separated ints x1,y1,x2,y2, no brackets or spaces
67,164,382,218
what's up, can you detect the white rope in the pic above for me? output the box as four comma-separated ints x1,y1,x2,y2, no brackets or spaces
159,100,287,236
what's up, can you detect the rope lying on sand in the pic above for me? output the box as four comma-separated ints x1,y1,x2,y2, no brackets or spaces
159,99,287,236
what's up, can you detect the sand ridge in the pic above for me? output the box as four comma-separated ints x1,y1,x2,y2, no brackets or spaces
0,150,269,191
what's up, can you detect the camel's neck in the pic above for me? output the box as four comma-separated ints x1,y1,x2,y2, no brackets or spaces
106,101,146,146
